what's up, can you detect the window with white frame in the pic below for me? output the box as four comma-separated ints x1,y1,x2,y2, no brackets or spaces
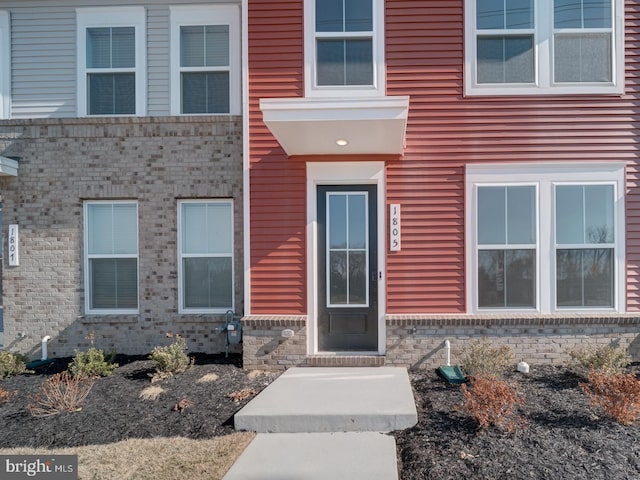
76,7,146,116
0,11,9,119
84,201,138,313
464,0,624,95
467,163,625,313
304,0,385,97
178,200,234,312
170,6,240,115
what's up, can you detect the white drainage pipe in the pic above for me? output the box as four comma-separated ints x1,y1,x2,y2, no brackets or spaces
41,336,51,361
445,339,451,367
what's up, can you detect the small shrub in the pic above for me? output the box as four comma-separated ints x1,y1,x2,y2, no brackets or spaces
460,376,526,432
68,347,118,378
139,385,165,401
149,333,191,382
569,344,630,377
28,372,95,417
580,370,640,425
461,338,515,379
0,351,31,378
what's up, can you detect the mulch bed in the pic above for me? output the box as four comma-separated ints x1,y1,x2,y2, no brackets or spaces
0,354,277,448
2,357,640,480
394,364,640,480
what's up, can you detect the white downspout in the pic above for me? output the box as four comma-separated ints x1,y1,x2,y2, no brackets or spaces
41,336,51,361
445,340,451,367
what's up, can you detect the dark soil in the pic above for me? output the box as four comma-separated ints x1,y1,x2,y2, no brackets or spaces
2,358,640,480
0,354,277,448
394,364,640,480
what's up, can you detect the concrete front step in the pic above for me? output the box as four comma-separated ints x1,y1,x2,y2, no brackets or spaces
234,366,417,433
222,432,399,480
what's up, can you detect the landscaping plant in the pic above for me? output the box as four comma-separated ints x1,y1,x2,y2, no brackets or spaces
68,332,117,378
460,375,526,432
149,333,192,382
0,351,31,378
580,370,640,425
461,338,515,379
0,386,14,404
568,344,630,378
28,372,96,417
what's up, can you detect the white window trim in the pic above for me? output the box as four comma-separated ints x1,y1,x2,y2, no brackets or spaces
303,0,385,98
84,200,139,315
464,0,625,96
170,5,241,115
177,199,235,314
466,162,626,314
0,11,9,119
76,7,147,117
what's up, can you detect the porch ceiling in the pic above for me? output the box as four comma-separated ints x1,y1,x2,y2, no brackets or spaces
259,96,410,156
0,156,18,176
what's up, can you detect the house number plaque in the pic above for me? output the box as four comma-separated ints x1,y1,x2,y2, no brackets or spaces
8,224,19,266
390,204,401,251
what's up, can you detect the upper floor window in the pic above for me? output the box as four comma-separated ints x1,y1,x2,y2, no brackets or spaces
84,201,139,314
0,11,9,119
77,7,146,116
466,163,625,314
464,0,624,95
170,6,241,115
304,0,385,97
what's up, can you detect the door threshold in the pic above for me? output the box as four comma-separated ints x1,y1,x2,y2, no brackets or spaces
306,354,385,367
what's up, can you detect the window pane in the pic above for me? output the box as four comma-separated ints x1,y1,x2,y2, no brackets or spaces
477,36,534,84
478,187,506,245
330,251,348,304
556,249,613,307
317,39,373,86
182,72,230,114
206,203,233,254
329,195,347,249
556,185,584,244
554,33,611,83
112,204,137,254
87,28,111,68
183,257,232,308
181,26,205,67
88,73,135,115
345,0,372,32
90,258,138,309
348,194,366,249
88,204,113,254
182,203,207,254
317,0,344,32
507,186,536,244
345,39,373,85
554,0,611,28
477,0,533,29
349,251,367,304
205,25,230,67
111,27,135,68
585,185,614,243
478,249,535,308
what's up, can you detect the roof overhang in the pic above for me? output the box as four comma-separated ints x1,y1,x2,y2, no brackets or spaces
0,156,18,176
260,96,410,156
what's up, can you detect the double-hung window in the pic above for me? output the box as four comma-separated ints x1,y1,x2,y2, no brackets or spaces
84,201,139,314
170,6,241,115
77,7,146,116
0,11,9,119
305,0,385,96
178,200,234,313
467,163,625,313
465,0,624,95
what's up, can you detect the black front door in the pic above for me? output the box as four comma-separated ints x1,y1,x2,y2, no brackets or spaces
317,185,378,351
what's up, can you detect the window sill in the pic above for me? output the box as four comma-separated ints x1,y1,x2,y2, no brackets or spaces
464,83,624,97
80,315,139,324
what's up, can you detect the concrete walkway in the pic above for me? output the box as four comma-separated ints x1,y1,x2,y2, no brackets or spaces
224,367,417,480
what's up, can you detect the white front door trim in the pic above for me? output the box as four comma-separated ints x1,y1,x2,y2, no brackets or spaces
307,161,386,355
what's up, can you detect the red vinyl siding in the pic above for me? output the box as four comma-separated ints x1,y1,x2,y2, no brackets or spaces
248,0,306,314
248,0,640,314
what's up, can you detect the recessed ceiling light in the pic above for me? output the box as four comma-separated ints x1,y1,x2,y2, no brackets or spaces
336,139,349,146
